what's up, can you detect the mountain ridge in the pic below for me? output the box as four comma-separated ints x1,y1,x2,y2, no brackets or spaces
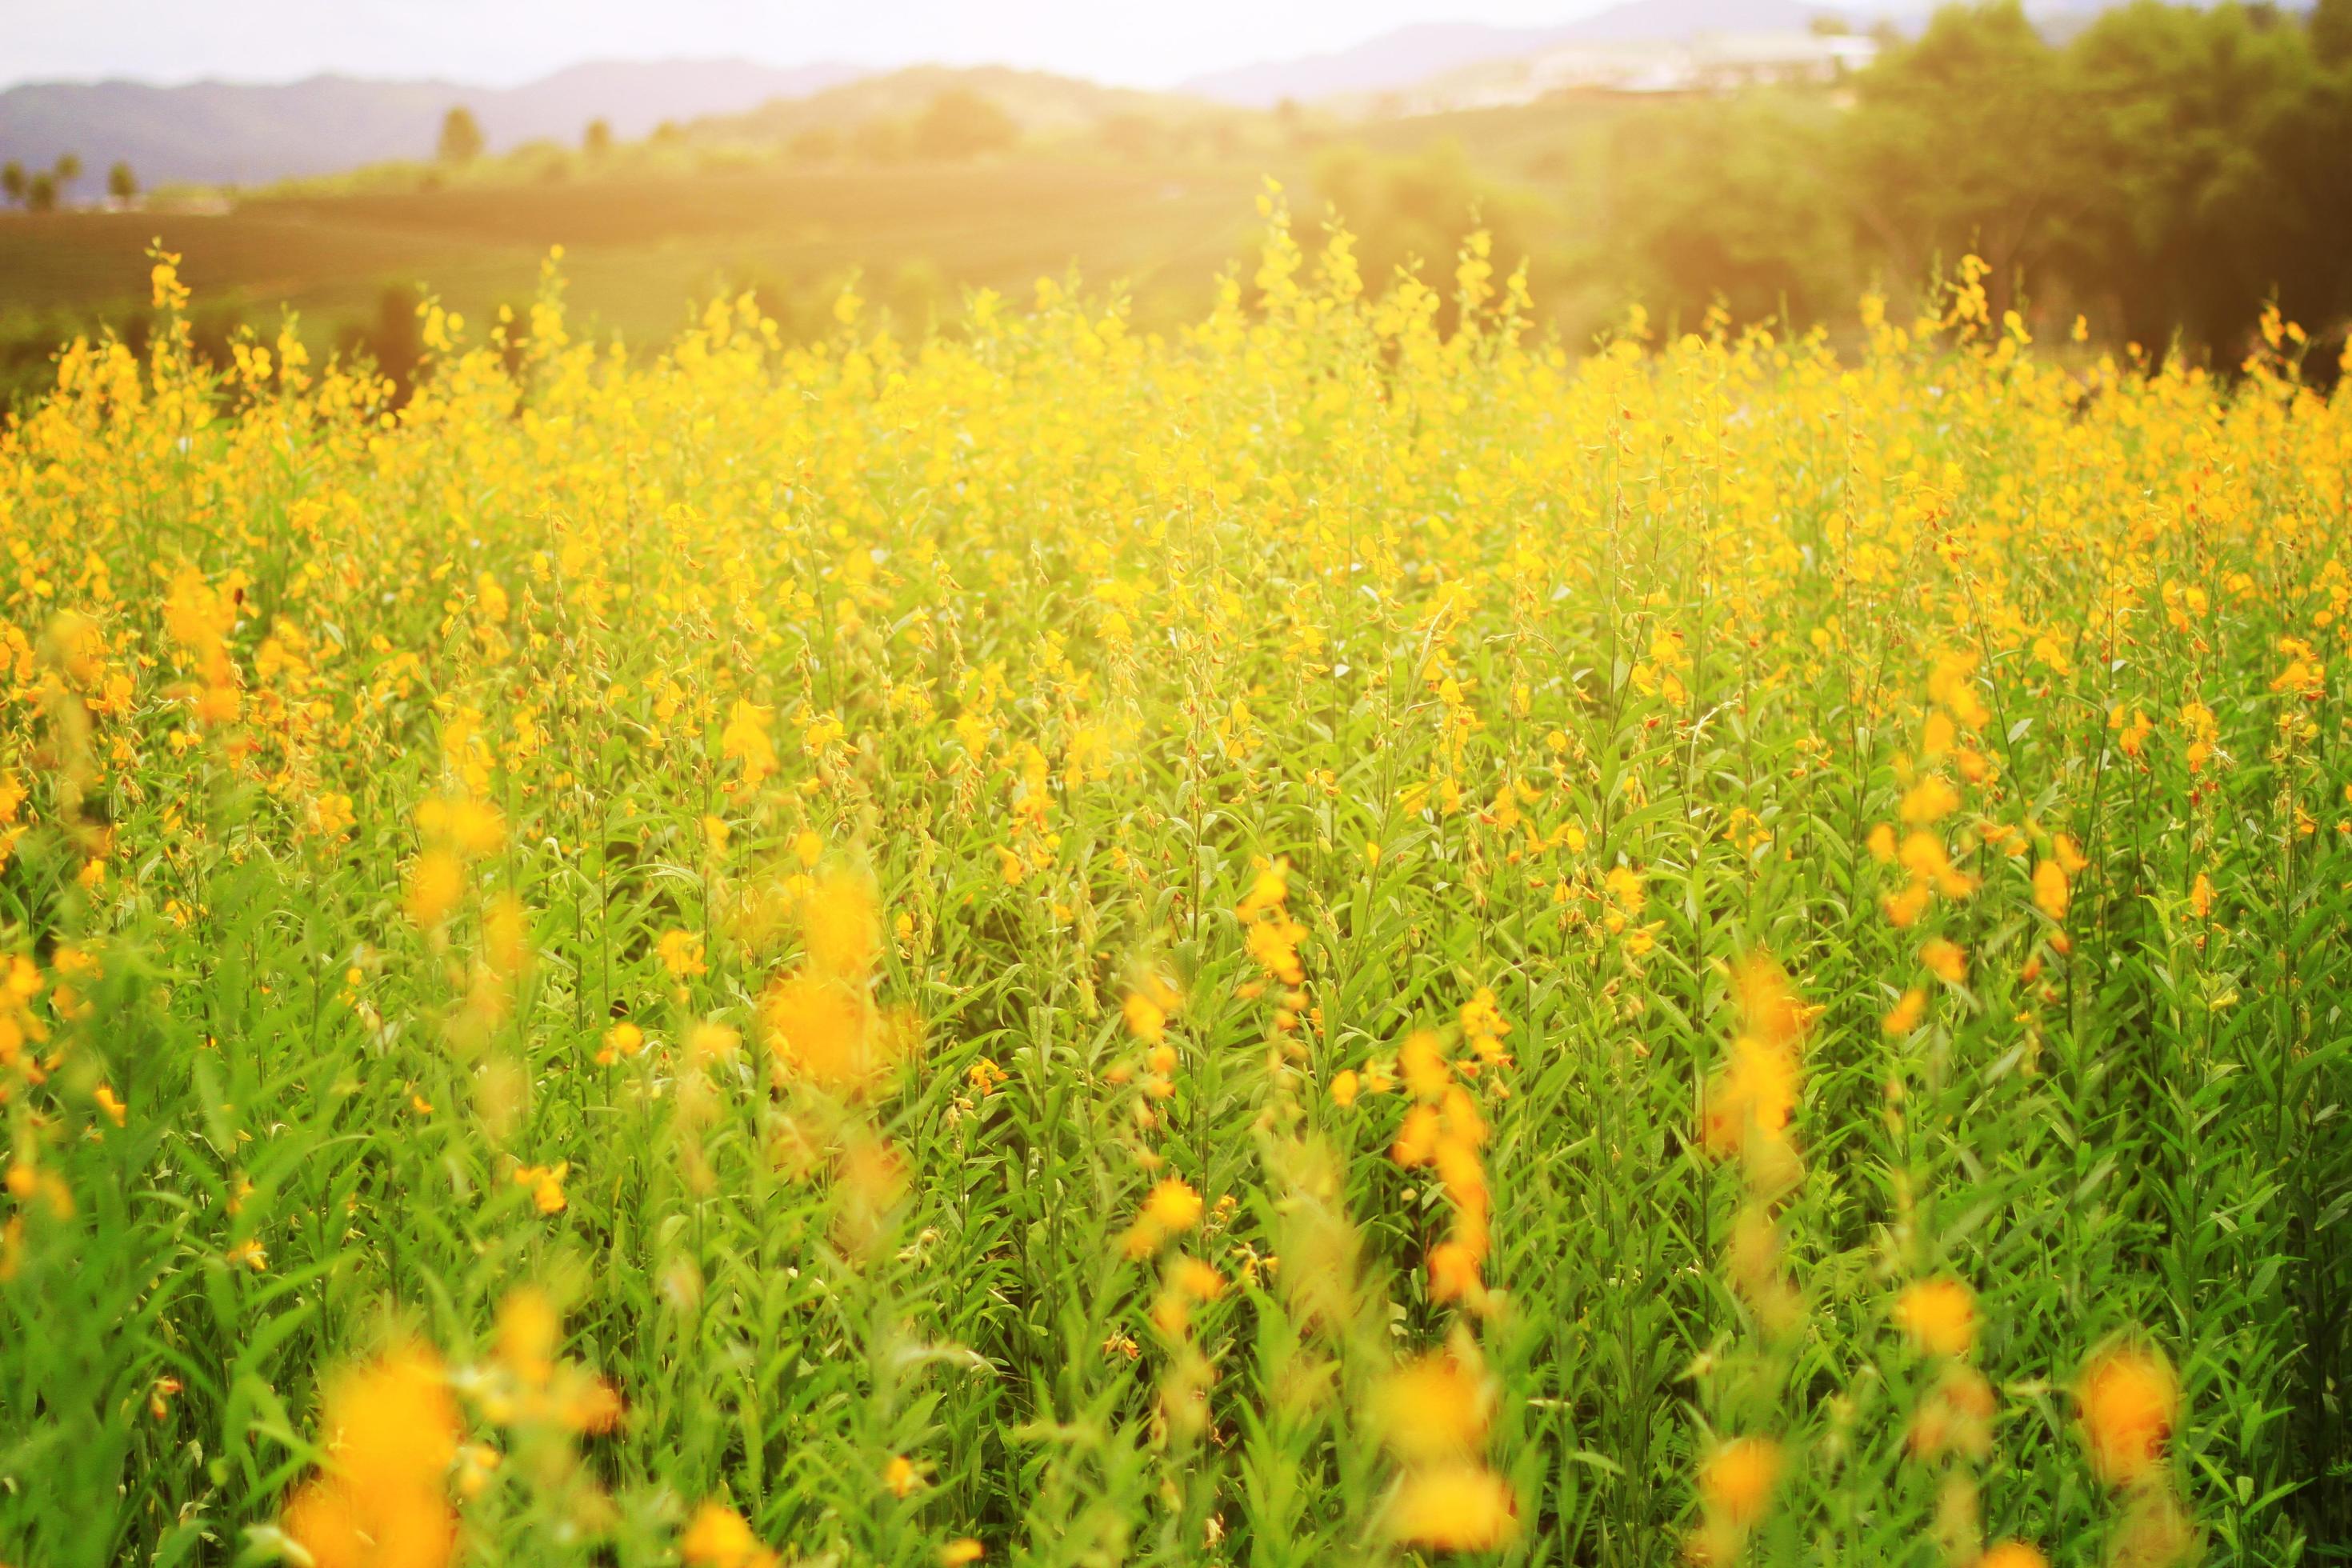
0,58,864,187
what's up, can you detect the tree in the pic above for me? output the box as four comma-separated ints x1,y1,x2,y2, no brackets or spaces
438,106,485,165
26,172,57,212
910,89,1017,161
1603,94,1856,328
1842,3,2091,318
1099,112,1166,161
583,118,612,158
2061,1,2316,353
1,161,23,207
51,153,81,202
850,118,909,163
2315,0,2352,67
788,126,842,162
106,161,137,202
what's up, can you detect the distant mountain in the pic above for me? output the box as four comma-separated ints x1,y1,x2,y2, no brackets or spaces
0,59,864,187
1181,0,1891,106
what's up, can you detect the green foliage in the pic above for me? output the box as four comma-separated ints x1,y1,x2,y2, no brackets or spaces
1600,92,1852,330
1310,138,1556,319
438,106,486,167
912,89,1020,162
0,214,2345,1565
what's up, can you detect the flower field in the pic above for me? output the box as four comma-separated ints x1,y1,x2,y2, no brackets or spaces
2,207,2348,1566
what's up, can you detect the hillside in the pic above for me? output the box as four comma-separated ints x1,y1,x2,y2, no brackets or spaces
0,156,1274,406
0,59,863,186
695,65,1252,145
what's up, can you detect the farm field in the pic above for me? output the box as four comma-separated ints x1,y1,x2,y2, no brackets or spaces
0,158,1272,401
0,92,1655,410
0,207,2348,1568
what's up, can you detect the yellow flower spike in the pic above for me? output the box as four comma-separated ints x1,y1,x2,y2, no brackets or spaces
404,849,466,930
2033,860,2070,922
2076,1342,2178,1488
1370,1353,1490,1463
282,1343,460,1568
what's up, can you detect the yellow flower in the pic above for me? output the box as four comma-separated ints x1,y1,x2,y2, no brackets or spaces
1387,1461,1518,1550
404,849,466,930
495,1287,560,1389
720,701,778,788
1426,1240,1482,1304
1122,990,1168,1045
939,1541,985,1566
657,929,709,979
2033,859,2070,921
1920,938,1966,985
601,1020,645,1063
1698,1436,1782,1528
802,869,880,980
1978,1542,2047,1568
1895,1278,1976,1357
1170,1256,1226,1301
681,1502,779,1568
762,972,887,1090
513,1162,569,1215
1370,1354,1489,1462
1144,1177,1202,1232
690,1021,742,1063
1121,1177,1204,1258
282,1344,459,1568
1900,774,1960,826
2077,1343,2177,1487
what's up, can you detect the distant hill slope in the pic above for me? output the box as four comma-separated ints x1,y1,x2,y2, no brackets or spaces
1180,0,1886,106
0,59,863,187
698,64,1242,144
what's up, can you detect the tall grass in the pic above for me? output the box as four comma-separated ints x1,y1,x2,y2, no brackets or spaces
0,213,2345,1567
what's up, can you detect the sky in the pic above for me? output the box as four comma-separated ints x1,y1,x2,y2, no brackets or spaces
0,0,1618,91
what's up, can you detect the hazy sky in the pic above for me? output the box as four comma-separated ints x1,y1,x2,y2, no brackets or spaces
2,1,1620,90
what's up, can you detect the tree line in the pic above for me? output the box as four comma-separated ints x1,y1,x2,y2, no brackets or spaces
1603,0,2352,359
0,154,137,211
